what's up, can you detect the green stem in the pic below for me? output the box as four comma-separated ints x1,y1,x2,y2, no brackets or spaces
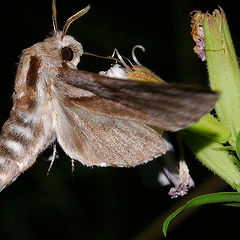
180,131,240,192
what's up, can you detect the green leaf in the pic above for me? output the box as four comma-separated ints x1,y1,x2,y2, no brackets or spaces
236,131,240,159
163,192,240,236
180,131,240,191
224,202,240,207
186,114,230,143
211,146,235,151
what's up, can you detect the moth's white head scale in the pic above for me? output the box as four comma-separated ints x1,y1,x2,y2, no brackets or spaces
54,32,83,68
51,0,90,67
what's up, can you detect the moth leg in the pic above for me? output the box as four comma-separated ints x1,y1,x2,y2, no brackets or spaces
47,142,57,175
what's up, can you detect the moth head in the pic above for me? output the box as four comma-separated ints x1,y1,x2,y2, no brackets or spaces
50,0,90,68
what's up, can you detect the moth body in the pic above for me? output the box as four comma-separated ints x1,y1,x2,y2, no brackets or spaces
0,2,217,191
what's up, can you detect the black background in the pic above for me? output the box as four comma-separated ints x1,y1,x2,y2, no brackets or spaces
1,1,239,239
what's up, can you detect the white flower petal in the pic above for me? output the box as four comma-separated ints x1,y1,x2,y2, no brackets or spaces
99,64,129,79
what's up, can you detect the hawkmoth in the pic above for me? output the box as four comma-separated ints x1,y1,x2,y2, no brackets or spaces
0,0,217,192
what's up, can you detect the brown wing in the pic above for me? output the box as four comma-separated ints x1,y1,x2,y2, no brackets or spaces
57,66,218,131
51,95,167,167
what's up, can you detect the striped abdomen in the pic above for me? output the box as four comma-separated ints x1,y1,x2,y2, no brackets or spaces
0,105,54,191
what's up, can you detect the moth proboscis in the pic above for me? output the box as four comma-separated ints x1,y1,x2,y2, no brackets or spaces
0,0,217,192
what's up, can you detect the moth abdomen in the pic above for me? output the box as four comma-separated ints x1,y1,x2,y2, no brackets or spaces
0,115,33,189
0,107,54,191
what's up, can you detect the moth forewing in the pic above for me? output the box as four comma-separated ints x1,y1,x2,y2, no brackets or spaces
57,67,218,131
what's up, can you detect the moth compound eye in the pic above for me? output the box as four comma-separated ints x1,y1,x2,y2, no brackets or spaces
61,47,74,61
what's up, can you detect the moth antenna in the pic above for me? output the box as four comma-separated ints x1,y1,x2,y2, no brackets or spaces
62,4,91,38
52,0,58,33
132,45,145,66
112,49,132,69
